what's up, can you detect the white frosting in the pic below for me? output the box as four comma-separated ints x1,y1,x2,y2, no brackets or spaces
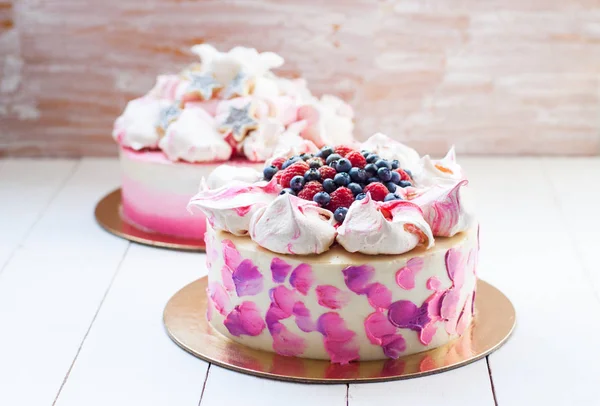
242,118,285,162
188,180,280,236
112,98,169,150
360,133,421,171
206,164,263,190
249,194,336,255
268,121,319,161
146,75,187,101
299,95,355,148
413,147,465,187
411,180,476,237
336,194,434,255
158,107,232,163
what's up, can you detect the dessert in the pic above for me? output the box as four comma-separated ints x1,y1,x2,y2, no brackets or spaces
189,133,478,363
112,44,355,241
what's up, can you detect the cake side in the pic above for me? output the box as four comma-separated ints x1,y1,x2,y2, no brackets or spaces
205,224,479,363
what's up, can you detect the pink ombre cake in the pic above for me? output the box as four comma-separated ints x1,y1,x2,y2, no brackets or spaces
112,44,355,241
189,133,479,363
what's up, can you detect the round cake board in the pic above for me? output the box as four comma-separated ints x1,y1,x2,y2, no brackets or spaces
163,277,515,384
95,189,205,252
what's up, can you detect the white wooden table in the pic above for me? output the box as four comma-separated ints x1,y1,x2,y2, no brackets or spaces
1,157,599,406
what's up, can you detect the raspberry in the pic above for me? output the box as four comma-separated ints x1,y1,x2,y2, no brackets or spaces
395,169,412,181
335,145,354,157
279,161,310,188
327,187,354,212
364,182,388,201
345,151,367,168
318,166,337,180
271,157,286,169
298,181,323,201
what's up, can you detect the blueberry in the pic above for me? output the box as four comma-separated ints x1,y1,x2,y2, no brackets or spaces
280,188,295,195
391,160,400,169
304,169,321,182
384,193,399,202
348,182,363,196
403,169,413,178
335,158,352,173
361,150,370,158
365,163,378,175
334,172,351,187
367,177,380,184
308,159,322,169
390,171,400,184
301,153,313,161
385,182,397,193
290,175,305,191
366,153,379,164
323,178,337,193
263,165,278,180
319,146,335,159
349,167,367,183
334,207,349,223
326,153,342,165
377,167,392,182
355,193,367,200
282,156,301,169
313,191,331,206
375,159,391,169
399,180,412,188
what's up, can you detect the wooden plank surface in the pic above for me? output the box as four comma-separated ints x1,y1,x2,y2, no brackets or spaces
2,1,600,157
0,157,598,406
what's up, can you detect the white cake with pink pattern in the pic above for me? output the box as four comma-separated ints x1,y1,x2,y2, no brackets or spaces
189,134,479,363
112,44,354,240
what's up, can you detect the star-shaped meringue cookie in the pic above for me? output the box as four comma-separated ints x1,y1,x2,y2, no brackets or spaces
157,103,182,132
184,73,222,100
221,72,251,99
219,103,258,142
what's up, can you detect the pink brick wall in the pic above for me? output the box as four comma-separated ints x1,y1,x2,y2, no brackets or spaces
1,0,599,157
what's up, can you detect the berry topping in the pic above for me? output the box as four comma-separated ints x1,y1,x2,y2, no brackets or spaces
300,153,312,161
325,153,343,165
271,157,286,169
391,159,400,169
323,178,337,193
385,182,397,193
364,163,378,175
355,193,367,200
318,166,337,180
279,161,310,188
304,168,321,182
263,165,278,181
290,175,305,192
375,159,391,169
348,182,363,196
282,156,302,169
384,193,403,202
334,145,354,157
364,182,388,201
390,171,401,184
366,153,379,164
349,167,367,183
318,146,335,159
377,167,392,182
313,191,331,207
327,187,354,212
395,169,412,182
307,157,324,169
345,151,367,168
334,207,349,223
335,158,352,173
334,172,351,187
297,181,324,201
398,180,412,188
280,188,295,195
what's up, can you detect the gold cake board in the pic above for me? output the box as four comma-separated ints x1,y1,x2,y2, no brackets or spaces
95,189,206,252
163,277,515,384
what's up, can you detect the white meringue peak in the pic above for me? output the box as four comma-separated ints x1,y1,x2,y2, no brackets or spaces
249,194,337,255
413,146,465,187
205,164,263,190
360,133,421,172
336,194,434,255
158,107,232,163
112,97,170,151
188,179,281,236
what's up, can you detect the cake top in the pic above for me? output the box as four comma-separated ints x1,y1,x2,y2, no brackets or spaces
189,133,476,256
112,44,354,163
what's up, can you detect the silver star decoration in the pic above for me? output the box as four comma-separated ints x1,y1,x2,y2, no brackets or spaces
184,74,221,100
221,72,250,99
219,103,258,142
157,103,182,131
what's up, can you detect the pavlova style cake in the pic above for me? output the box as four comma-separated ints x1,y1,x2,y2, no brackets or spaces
112,44,354,241
189,133,478,363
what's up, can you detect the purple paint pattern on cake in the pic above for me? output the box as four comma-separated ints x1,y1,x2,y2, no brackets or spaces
270,257,292,283
395,257,425,290
289,263,314,295
224,301,265,337
317,312,360,364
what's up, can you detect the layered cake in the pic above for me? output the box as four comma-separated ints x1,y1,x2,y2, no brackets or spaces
112,44,354,240
189,133,478,363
